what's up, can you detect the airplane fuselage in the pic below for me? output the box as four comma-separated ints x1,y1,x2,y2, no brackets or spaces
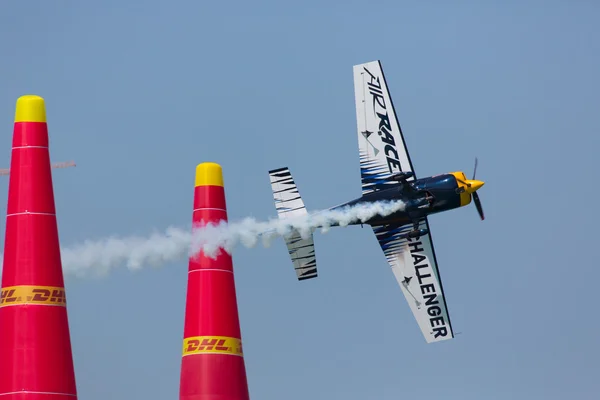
330,171,473,228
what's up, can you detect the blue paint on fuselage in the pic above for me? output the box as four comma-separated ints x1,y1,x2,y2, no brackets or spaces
330,174,464,227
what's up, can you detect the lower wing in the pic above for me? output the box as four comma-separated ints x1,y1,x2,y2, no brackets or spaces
372,218,455,343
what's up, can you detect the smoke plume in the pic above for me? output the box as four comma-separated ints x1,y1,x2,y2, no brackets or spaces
0,200,405,278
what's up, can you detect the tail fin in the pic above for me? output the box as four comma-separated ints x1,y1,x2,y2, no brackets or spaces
268,167,318,281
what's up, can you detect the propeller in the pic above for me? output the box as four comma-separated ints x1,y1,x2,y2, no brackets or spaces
471,157,485,220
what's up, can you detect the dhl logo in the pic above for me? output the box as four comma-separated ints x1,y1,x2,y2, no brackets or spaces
0,286,67,307
182,336,243,357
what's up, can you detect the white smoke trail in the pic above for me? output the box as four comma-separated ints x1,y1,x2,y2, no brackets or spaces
0,200,405,278
189,199,406,258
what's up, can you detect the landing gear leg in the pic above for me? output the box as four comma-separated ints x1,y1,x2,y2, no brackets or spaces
398,218,429,240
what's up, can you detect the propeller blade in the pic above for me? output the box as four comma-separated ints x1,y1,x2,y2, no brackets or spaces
473,191,484,220
472,157,478,180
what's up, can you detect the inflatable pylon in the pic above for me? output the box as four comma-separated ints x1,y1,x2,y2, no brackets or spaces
179,162,250,400
0,95,78,399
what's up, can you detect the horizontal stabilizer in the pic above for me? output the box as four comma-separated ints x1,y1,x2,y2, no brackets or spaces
283,231,318,281
268,167,308,219
268,167,318,281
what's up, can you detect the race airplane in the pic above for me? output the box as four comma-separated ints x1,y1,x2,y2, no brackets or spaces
268,60,485,343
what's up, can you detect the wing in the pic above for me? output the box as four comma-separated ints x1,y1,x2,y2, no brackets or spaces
372,219,455,343
353,60,416,195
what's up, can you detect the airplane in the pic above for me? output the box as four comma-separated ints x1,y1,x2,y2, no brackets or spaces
267,60,485,343
0,160,76,176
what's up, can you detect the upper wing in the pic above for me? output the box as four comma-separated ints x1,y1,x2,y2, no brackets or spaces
372,219,455,343
353,60,416,195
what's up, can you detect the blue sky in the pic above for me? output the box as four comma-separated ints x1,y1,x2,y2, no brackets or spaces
1,1,599,399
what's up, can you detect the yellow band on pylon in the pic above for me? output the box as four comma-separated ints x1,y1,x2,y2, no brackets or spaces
182,336,243,356
14,95,47,123
0,285,66,307
195,162,224,187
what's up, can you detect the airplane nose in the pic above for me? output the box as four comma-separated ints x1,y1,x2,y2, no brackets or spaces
466,180,484,193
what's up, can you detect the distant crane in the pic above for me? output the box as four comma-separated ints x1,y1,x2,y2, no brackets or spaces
0,160,76,176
